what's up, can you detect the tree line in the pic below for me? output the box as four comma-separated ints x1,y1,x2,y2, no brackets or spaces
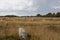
36,12,60,17
0,12,60,17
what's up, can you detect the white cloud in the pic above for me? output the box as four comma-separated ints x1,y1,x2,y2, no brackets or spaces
0,0,38,16
58,0,60,2
52,6,60,9
0,12,16,16
0,0,33,10
50,0,60,9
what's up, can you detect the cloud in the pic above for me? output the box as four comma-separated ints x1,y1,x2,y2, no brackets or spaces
0,0,33,10
0,9,38,16
0,0,60,16
0,12,16,16
52,6,60,9
0,0,49,16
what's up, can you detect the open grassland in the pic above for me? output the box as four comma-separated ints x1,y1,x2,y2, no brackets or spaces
0,17,60,40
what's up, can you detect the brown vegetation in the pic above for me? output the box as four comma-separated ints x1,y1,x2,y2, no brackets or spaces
0,17,60,40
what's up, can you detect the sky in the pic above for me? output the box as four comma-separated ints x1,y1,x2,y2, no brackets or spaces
0,0,60,16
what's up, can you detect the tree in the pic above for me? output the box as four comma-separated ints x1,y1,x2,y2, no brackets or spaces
5,15,18,17
45,13,52,17
36,14,42,17
56,12,60,17
52,13,56,17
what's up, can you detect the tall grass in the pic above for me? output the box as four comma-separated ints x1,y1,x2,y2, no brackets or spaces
0,17,60,40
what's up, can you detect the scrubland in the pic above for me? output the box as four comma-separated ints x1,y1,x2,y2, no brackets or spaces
0,17,60,40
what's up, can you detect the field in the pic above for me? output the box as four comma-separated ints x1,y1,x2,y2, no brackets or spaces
0,17,60,40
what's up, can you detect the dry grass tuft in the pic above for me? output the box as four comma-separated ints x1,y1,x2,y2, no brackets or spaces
0,17,60,40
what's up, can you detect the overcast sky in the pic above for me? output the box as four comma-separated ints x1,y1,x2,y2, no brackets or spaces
0,0,60,16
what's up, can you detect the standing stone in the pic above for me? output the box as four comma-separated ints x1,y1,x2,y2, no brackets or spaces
19,28,27,40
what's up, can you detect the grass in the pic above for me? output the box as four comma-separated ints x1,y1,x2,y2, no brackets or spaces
0,17,60,40
0,36,20,40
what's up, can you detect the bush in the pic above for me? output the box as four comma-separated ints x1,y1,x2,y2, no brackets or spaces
5,15,18,17
47,25,58,32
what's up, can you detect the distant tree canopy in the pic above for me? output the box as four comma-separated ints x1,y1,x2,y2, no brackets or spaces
36,12,60,17
5,15,18,17
36,14,42,17
52,13,56,17
45,13,52,17
0,12,60,17
56,12,60,17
